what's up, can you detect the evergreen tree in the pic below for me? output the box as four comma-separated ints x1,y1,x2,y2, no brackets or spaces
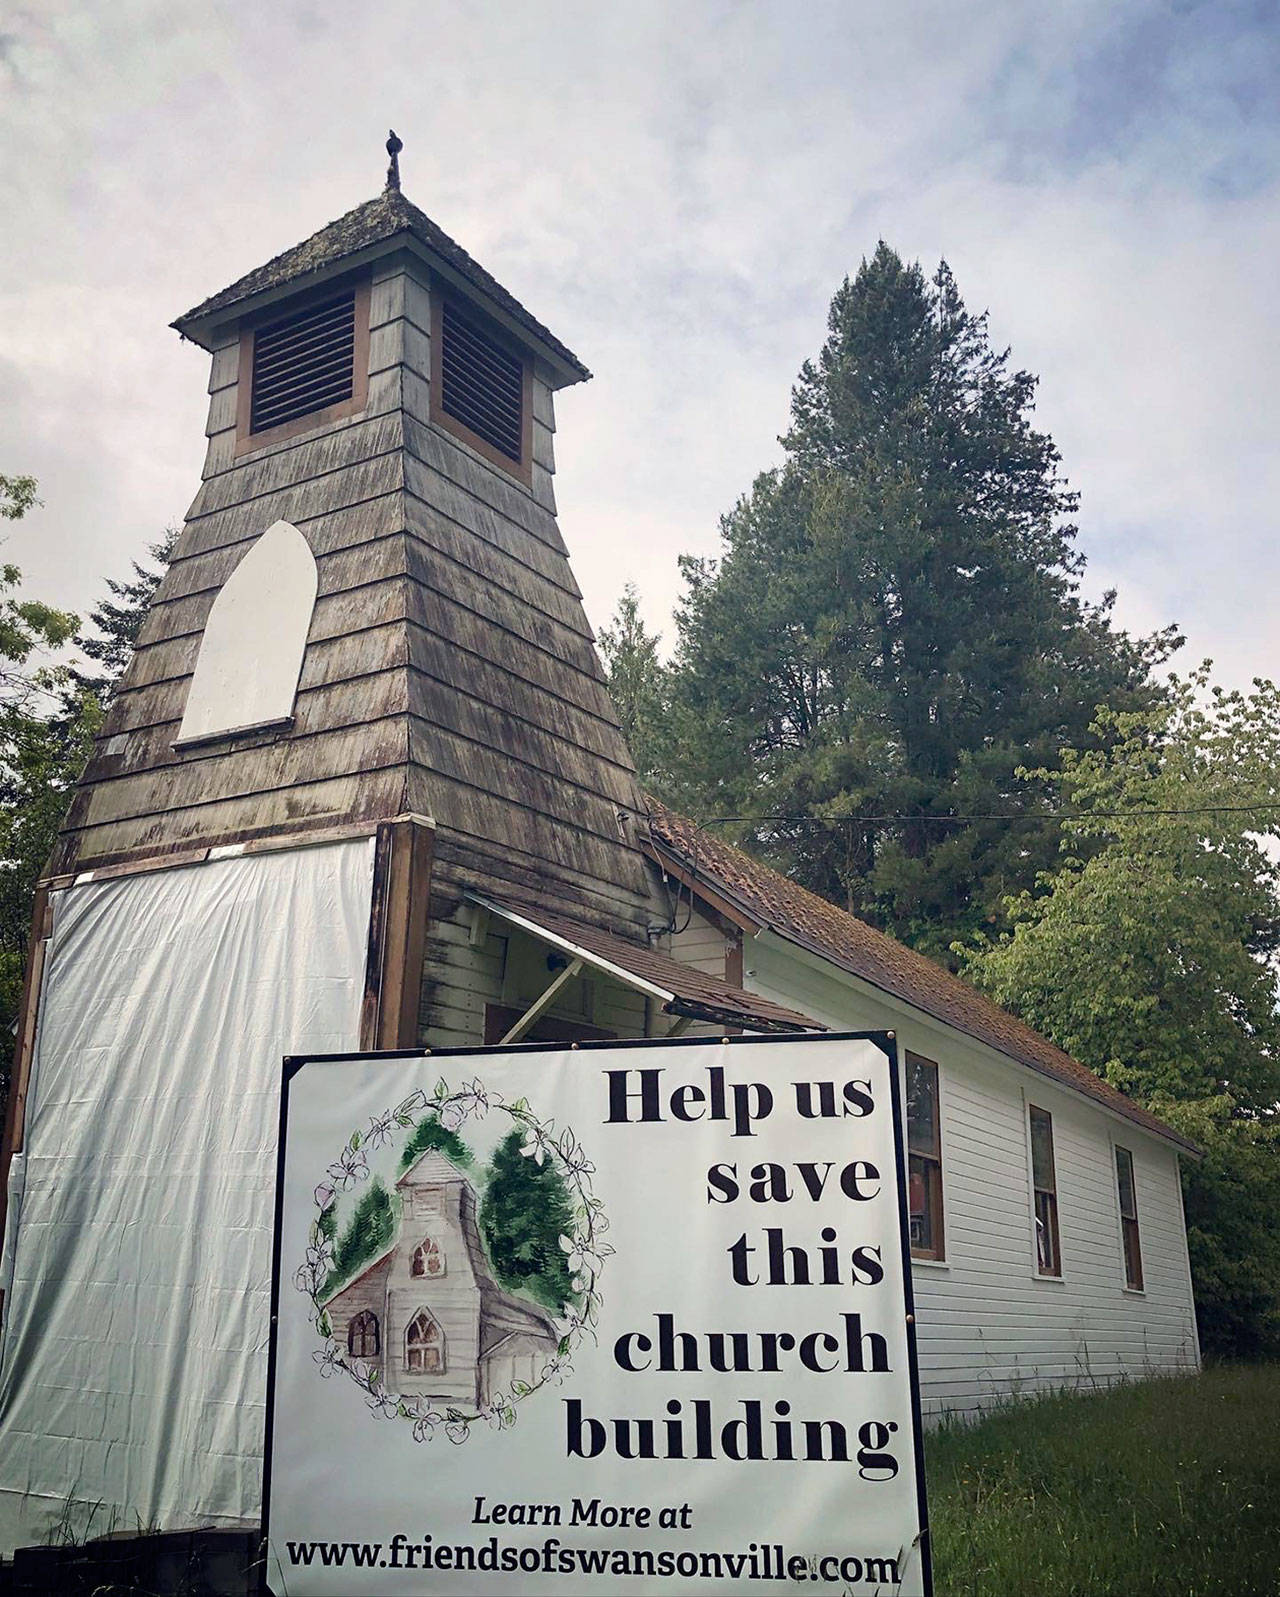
663,246,1179,959
324,1178,396,1298
960,669,1280,1357
598,583,670,786
73,528,176,704
479,1129,578,1316
398,1114,473,1172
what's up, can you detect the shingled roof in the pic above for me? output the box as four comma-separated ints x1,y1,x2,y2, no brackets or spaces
172,187,590,380
644,800,1199,1155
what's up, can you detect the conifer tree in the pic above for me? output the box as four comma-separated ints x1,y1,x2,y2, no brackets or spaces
73,528,177,704
663,245,1179,958
398,1114,473,1172
598,583,669,787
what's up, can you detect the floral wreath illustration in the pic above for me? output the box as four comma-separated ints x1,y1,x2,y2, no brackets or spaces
294,1078,609,1444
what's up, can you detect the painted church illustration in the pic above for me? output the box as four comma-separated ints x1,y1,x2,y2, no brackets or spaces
322,1148,558,1407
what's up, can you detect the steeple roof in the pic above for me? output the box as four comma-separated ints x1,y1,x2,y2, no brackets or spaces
172,187,590,384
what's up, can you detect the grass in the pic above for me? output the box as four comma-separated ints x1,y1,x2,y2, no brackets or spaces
925,1363,1280,1596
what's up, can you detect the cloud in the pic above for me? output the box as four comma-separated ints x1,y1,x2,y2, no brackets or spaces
1,0,1276,688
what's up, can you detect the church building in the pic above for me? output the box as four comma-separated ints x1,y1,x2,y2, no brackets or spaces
322,1147,558,1408
0,138,1199,1552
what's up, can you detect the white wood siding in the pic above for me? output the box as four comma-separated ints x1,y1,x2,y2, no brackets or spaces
662,907,730,978
740,933,1199,1419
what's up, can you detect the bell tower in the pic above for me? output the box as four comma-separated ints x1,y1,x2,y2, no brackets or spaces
53,136,656,939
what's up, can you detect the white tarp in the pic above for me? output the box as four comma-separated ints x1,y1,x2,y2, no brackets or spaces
0,838,374,1553
266,1035,930,1596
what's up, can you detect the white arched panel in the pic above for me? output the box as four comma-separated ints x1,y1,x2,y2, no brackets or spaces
176,520,317,746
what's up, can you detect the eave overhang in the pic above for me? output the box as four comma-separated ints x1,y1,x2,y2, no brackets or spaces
466,892,821,1036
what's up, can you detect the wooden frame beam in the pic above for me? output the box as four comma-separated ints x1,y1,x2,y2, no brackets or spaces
360,814,436,1052
499,958,584,1045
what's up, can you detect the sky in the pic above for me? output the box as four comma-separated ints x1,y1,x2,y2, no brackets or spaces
2,0,1278,688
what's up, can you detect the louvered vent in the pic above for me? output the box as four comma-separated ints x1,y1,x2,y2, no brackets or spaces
440,300,524,461
250,292,356,434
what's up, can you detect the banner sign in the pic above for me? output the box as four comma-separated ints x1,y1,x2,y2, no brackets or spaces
264,1032,930,1595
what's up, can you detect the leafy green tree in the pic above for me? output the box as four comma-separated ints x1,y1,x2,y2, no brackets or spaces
480,1129,578,1315
398,1113,473,1172
959,669,1280,1357
0,479,86,1092
662,245,1178,958
323,1178,396,1298
0,476,39,522
598,583,670,787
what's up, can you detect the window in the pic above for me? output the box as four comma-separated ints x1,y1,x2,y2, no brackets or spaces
1029,1106,1062,1276
431,295,531,483
235,280,370,453
405,1309,445,1373
412,1237,444,1278
906,1054,944,1261
347,1310,379,1359
1116,1147,1144,1290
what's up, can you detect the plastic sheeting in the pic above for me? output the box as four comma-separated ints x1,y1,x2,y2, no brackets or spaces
0,839,374,1553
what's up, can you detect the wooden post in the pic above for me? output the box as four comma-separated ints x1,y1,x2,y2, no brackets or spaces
360,815,435,1051
0,886,53,1306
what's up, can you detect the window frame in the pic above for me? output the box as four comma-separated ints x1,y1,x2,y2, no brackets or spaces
405,1308,445,1374
430,291,534,487
411,1236,445,1279
905,1052,946,1264
347,1309,380,1359
1027,1104,1063,1278
1114,1144,1144,1292
235,277,371,456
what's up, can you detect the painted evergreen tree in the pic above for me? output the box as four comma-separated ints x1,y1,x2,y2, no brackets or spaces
660,246,1179,960
323,1178,396,1298
479,1129,578,1316
398,1114,473,1172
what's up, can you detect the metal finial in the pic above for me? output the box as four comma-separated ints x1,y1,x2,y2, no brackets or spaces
385,130,403,192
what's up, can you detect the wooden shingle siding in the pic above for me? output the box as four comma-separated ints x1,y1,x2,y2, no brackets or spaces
742,937,1199,1418
426,835,651,931
404,416,567,557
406,464,581,597
403,510,591,640
60,770,408,867
188,414,404,519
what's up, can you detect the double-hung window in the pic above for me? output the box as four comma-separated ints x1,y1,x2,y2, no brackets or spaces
1029,1105,1062,1276
1115,1146,1144,1290
906,1054,944,1261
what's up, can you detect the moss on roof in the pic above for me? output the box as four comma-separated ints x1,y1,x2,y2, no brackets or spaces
173,187,589,380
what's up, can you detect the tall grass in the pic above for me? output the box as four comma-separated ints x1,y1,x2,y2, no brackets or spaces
925,1364,1279,1596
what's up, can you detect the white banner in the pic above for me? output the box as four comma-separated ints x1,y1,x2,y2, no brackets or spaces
265,1034,930,1595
